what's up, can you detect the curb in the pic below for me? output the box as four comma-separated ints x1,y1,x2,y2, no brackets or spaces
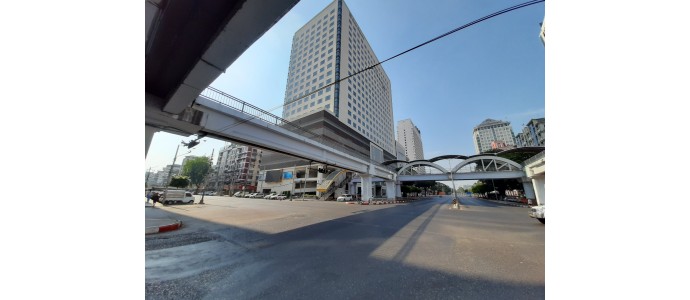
145,220,183,235
484,199,530,208
371,200,396,205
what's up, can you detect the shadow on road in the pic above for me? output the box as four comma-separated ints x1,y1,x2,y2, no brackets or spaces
146,197,544,299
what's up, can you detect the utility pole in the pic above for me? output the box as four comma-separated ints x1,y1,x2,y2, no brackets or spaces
290,161,296,200
165,144,181,191
145,167,152,188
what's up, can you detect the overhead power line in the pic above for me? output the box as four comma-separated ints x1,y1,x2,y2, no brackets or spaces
209,0,544,135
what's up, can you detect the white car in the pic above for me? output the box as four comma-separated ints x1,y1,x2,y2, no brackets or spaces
529,205,545,224
264,193,276,199
274,195,287,200
336,194,353,202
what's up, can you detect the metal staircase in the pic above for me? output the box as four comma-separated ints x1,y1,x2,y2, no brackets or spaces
317,170,350,200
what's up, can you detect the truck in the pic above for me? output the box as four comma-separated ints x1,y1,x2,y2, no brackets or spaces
162,189,195,205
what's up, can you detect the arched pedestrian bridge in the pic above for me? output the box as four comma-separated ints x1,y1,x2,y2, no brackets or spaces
352,147,544,183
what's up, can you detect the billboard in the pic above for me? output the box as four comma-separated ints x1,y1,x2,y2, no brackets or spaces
265,170,283,182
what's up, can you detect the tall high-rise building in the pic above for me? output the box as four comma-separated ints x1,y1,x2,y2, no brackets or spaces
515,118,545,147
396,119,425,161
281,0,395,156
473,119,516,154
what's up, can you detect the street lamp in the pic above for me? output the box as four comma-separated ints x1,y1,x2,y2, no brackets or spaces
448,159,458,201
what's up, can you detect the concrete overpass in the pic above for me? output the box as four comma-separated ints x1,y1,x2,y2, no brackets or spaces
145,0,301,153
192,89,394,180
523,151,545,206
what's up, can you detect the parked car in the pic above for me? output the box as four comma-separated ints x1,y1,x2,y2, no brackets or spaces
337,194,353,202
274,195,287,200
264,193,277,199
252,193,265,198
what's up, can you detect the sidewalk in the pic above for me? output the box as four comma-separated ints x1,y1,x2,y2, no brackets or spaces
145,200,183,234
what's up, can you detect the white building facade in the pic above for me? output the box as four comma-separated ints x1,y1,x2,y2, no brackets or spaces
215,144,262,193
281,0,395,155
515,118,545,147
473,119,516,153
396,119,425,161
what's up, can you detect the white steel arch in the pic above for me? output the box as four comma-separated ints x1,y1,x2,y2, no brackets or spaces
396,161,448,175
451,156,523,174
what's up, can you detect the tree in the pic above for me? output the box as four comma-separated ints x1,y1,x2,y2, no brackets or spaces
181,156,212,192
416,181,435,196
169,175,190,189
470,181,491,194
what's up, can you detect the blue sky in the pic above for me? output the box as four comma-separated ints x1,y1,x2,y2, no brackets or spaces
145,0,544,172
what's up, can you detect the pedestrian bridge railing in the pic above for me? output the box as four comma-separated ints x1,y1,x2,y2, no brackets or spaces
199,86,383,166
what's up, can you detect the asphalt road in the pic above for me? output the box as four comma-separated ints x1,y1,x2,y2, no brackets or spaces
145,196,544,299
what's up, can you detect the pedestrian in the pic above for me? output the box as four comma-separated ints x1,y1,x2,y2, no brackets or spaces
146,190,152,203
151,192,160,207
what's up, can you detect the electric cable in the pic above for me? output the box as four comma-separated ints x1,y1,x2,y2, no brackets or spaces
207,0,544,138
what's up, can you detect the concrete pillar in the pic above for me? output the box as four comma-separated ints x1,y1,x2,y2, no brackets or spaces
396,181,402,197
305,165,309,197
316,165,323,197
360,174,373,201
145,125,159,158
385,180,396,200
531,174,545,206
521,176,536,202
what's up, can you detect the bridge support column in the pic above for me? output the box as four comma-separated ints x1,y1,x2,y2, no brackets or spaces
396,181,402,198
316,165,324,197
360,174,373,201
521,177,536,204
145,125,159,158
531,174,545,206
385,180,396,200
